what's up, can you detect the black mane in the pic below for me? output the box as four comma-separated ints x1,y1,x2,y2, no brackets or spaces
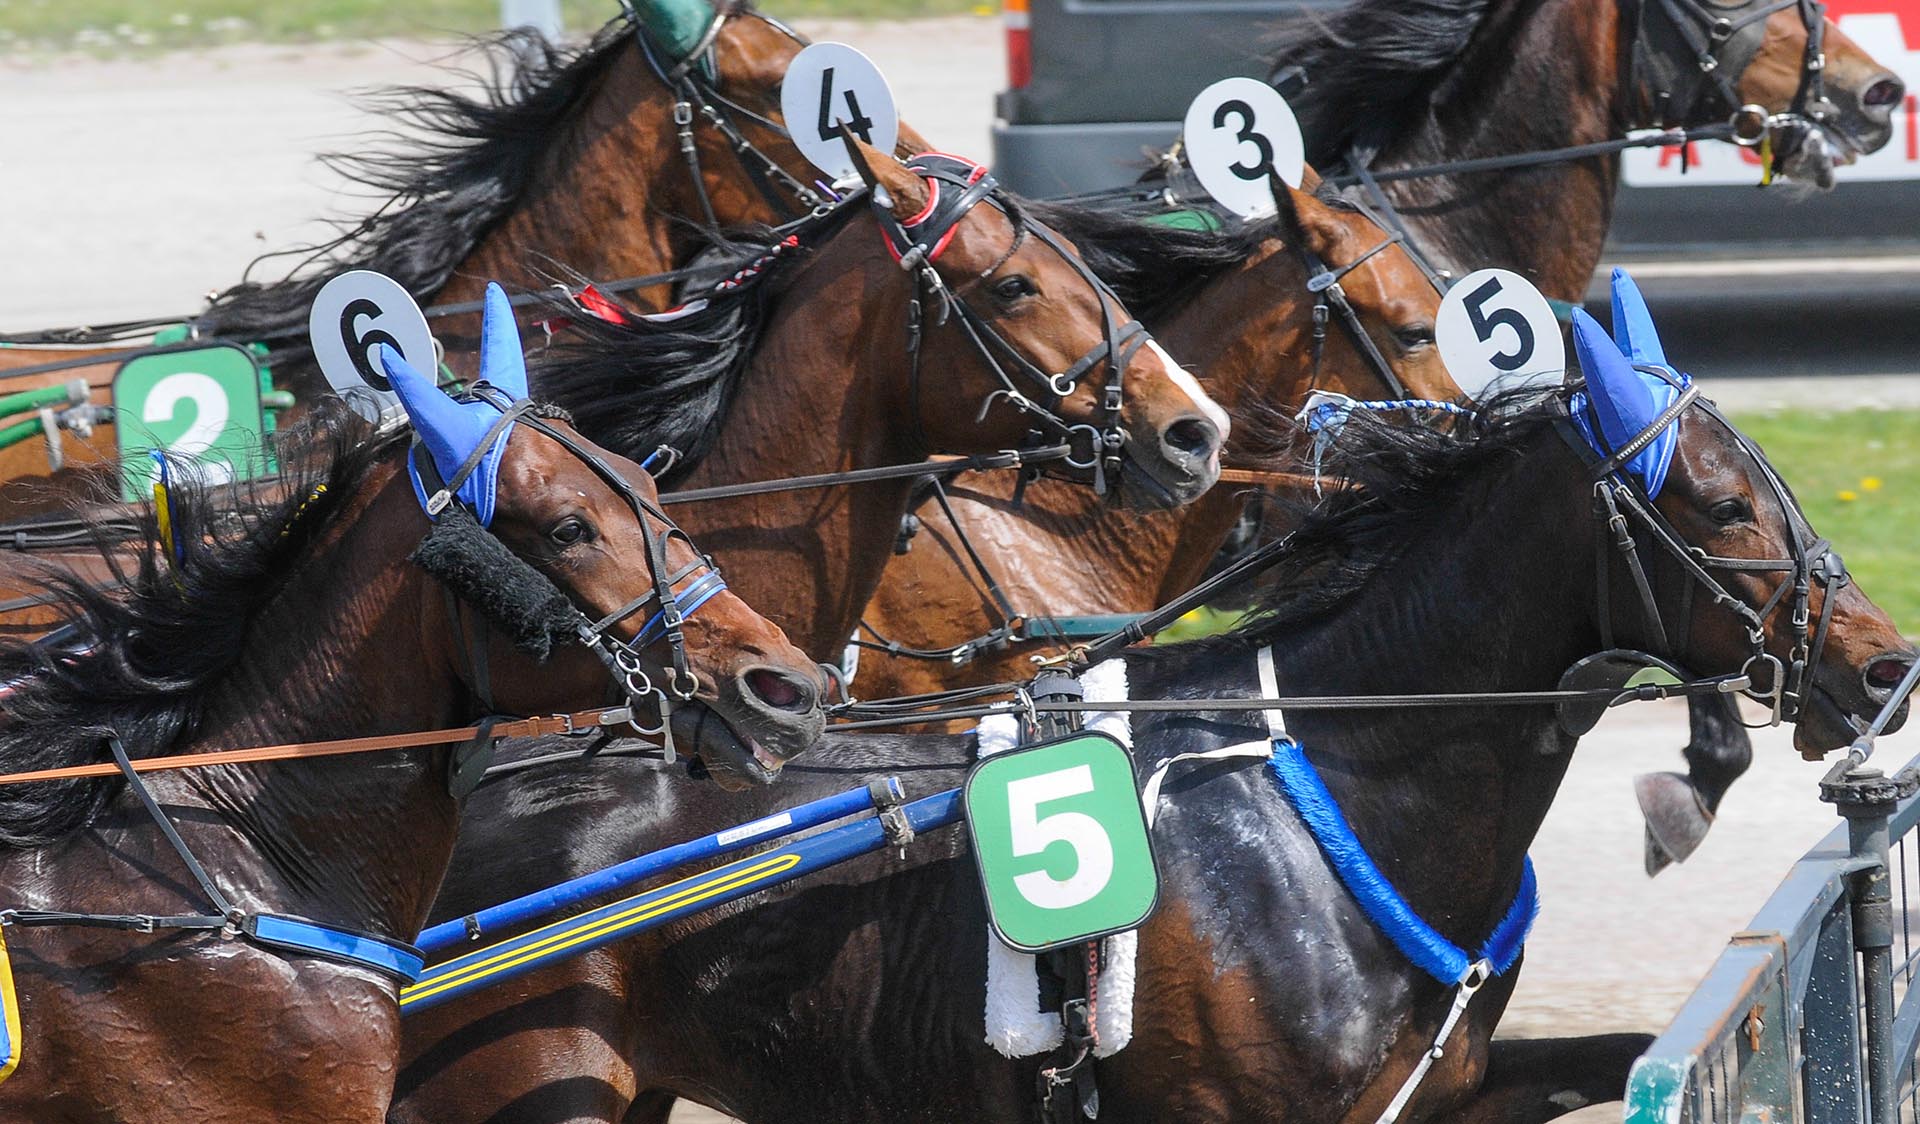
528,233,802,483
1269,0,1494,167
0,405,395,846
196,26,630,343
1027,198,1272,324
1161,387,1563,660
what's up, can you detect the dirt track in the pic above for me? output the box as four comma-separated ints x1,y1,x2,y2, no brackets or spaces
2,29,1915,1124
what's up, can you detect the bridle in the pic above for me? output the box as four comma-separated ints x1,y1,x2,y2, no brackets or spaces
409,382,729,743
1554,373,1847,726
1632,0,1830,133
622,2,829,230
853,148,1153,496
1301,228,1413,400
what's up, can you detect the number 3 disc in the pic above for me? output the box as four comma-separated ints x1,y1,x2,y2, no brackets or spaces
1182,77,1305,219
781,42,899,180
1435,268,1567,401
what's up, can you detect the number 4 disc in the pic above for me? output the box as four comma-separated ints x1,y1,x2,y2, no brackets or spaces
964,731,1159,953
781,42,899,180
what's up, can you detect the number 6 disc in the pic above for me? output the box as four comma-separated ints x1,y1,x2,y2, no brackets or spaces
781,42,899,180
1435,268,1567,400
1182,77,1305,219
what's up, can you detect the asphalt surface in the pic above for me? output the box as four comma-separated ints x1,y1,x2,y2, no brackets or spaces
2,28,1915,1124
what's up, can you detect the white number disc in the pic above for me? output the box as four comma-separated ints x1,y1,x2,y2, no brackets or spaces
1436,268,1567,400
309,270,434,420
781,42,899,180
1182,77,1305,219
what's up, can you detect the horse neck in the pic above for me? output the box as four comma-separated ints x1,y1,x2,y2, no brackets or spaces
149,467,464,936
1379,0,1627,300
672,238,927,657
439,40,702,315
1203,431,1605,937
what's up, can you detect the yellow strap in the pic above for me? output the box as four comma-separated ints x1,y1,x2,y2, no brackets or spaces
0,927,21,1083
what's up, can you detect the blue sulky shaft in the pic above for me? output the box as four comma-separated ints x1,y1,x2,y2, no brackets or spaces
415,779,902,955
399,789,962,1014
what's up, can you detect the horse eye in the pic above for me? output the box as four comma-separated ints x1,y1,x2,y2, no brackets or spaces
992,275,1038,301
548,516,593,546
1396,324,1435,350
1709,498,1752,525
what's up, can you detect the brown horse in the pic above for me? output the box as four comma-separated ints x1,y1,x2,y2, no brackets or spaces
0,0,839,516
1272,0,1899,869
392,327,1916,1124
848,180,1457,701
0,346,828,1122
529,144,1225,661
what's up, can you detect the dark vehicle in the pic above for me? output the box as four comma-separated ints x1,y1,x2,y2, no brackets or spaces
991,0,1920,373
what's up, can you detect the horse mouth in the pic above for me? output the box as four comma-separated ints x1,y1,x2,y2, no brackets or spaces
671,703,794,791
1771,119,1865,192
1115,449,1217,512
1791,680,1908,757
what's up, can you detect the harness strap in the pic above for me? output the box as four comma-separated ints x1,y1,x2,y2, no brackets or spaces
109,735,237,923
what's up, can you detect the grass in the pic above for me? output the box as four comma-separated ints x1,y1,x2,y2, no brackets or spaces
0,0,985,54
1731,408,1919,638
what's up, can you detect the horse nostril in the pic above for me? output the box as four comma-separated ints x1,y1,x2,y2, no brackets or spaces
743,667,816,714
1863,77,1905,109
1866,655,1915,693
1162,416,1219,462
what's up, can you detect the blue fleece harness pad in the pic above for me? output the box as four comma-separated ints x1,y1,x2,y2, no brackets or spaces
1266,740,1538,985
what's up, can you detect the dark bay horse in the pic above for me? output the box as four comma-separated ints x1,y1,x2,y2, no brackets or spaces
0,331,825,1121
1271,0,1900,870
392,295,1916,1124
0,0,846,513
530,145,1225,660
848,180,1457,702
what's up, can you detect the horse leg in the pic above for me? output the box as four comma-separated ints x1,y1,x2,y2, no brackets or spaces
1638,694,1754,875
1435,1034,1653,1124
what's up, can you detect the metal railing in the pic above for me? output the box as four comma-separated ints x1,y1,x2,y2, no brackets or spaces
1626,661,1920,1124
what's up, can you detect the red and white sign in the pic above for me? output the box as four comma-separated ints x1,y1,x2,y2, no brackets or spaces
1623,1,1920,185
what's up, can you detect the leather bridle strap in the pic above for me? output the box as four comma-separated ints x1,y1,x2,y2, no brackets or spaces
1303,233,1410,399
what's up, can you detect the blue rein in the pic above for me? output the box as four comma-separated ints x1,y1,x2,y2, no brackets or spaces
1266,740,1538,986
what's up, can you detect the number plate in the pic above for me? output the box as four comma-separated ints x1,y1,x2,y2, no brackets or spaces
965,731,1159,953
113,345,269,500
1434,267,1566,400
779,42,899,180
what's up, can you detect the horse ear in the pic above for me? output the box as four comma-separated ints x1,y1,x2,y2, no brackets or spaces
382,344,473,479
1266,169,1321,250
839,130,928,221
1608,267,1667,368
1573,309,1662,444
478,283,530,400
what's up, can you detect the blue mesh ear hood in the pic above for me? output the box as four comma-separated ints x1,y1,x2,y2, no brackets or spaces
381,283,529,526
1567,271,1687,497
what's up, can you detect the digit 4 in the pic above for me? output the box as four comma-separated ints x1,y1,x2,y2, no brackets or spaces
815,67,875,145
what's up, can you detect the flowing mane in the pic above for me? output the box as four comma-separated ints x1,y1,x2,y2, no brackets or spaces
0,405,396,846
1269,0,1495,167
1026,198,1270,321
196,25,632,342
1157,387,1562,659
528,230,816,484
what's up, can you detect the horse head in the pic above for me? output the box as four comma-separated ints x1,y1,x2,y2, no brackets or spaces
387,283,826,788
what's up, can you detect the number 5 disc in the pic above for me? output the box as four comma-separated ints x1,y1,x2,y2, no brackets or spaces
781,42,899,180
1435,268,1567,400
1182,77,1305,219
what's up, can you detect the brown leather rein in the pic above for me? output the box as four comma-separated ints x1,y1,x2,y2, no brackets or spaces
0,706,632,787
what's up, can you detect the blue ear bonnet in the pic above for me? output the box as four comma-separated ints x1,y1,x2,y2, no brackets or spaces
381,282,531,527
1568,269,1689,498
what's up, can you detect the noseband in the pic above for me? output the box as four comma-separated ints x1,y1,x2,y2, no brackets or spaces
1633,0,1830,133
410,383,727,739
865,154,1152,495
1555,376,1846,726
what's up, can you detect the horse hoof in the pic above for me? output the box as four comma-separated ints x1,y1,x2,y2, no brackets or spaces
1636,771,1714,877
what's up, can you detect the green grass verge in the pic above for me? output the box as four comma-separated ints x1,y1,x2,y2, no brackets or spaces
1732,408,1919,637
0,0,985,53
